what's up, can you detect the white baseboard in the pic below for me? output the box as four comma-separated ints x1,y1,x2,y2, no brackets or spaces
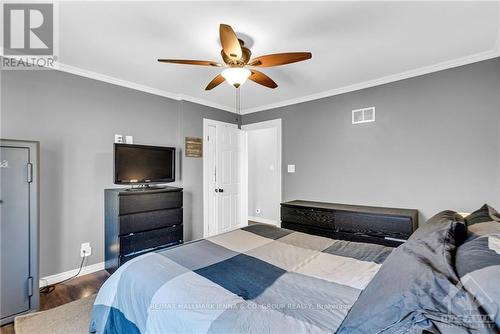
248,216,278,226
39,261,105,288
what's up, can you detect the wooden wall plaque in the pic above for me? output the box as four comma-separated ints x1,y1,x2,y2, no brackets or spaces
185,137,202,157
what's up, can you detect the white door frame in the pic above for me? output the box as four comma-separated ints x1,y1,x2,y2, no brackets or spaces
241,118,282,227
203,118,247,237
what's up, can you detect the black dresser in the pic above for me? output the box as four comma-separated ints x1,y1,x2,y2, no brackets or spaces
281,200,418,247
105,187,183,274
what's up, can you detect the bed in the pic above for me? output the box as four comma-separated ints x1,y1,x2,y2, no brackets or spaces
90,204,500,333
90,223,394,333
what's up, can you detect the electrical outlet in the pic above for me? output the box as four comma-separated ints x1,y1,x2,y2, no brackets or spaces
255,208,261,214
80,242,92,257
114,134,123,143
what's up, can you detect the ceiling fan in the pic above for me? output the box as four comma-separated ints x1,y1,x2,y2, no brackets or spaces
158,24,312,90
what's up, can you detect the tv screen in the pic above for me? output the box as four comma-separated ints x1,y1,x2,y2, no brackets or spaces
114,144,175,184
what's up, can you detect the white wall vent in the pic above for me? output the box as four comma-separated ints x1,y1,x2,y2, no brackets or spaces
352,107,375,124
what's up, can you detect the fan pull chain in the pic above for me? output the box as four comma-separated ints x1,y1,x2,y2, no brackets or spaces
236,88,241,129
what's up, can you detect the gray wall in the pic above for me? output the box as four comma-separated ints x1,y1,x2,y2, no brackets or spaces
2,57,498,276
247,127,280,223
243,57,500,223
1,70,236,277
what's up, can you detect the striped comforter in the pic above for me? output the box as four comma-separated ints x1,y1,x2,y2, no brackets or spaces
90,224,393,333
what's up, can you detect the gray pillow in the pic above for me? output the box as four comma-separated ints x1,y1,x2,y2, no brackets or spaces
465,204,500,227
411,210,466,242
455,205,500,328
338,210,496,333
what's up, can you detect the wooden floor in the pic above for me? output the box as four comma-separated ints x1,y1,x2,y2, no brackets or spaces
0,270,109,334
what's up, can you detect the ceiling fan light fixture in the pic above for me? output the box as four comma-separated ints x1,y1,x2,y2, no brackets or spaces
221,67,251,88
158,24,311,91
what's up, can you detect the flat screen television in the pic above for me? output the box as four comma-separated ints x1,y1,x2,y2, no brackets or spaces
114,143,175,185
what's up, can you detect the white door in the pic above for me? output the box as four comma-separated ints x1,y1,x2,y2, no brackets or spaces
204,119,247,237
206,123,217,237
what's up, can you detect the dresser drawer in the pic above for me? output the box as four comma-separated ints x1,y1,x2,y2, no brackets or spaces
335,211,412,240
118,242,181,268
119,208,182,235
120,225,183,255
119,191,182,214
281,206,335,229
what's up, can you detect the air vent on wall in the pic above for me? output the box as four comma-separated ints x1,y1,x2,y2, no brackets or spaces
352,107,375,124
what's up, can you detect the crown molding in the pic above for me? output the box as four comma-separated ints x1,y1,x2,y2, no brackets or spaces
0,50,235,113
2,48,498,116
240,49,500,115
55,62,235,113
57,62,179,100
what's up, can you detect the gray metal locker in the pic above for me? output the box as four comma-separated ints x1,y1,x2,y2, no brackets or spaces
0,139,39,325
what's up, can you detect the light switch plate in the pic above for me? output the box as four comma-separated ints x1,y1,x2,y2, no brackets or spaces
125,135,133,144
114,134,123,143
287,164,296,173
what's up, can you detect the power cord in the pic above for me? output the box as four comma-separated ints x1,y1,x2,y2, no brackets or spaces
40,250,87,294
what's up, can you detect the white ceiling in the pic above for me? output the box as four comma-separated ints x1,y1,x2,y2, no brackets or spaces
57,1,500,113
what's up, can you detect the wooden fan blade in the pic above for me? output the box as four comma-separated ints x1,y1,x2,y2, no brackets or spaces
249,52,312,67
219,24,242,59
157,59,222,67
205,74,225,90
249,70,277,89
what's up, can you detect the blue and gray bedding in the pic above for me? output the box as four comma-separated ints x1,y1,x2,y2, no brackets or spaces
91,206,500,333
338,207,499,333
90,224,393,333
